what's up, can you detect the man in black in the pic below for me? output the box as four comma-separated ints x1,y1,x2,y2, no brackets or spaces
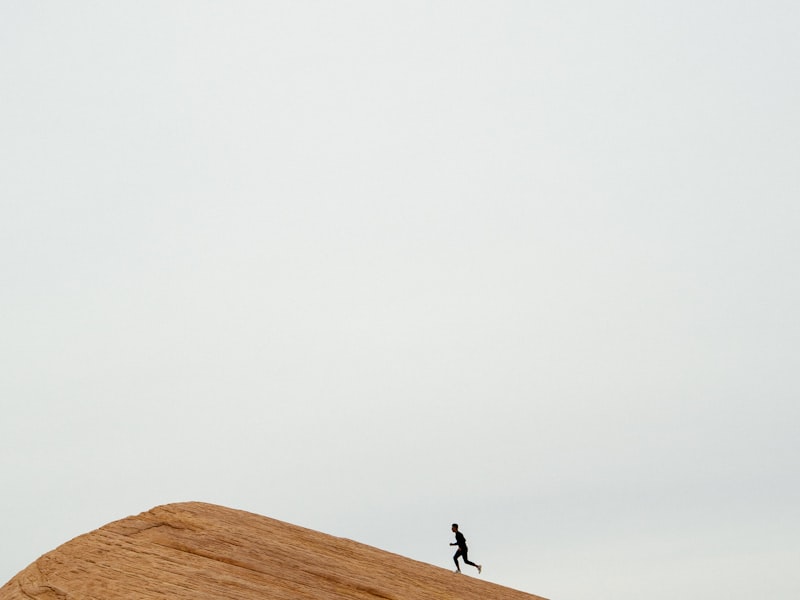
450,523,482,574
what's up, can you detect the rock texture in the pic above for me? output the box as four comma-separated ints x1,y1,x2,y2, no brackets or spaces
1,502,547,600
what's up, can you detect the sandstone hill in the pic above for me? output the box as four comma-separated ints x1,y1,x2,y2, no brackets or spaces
0,502,547,600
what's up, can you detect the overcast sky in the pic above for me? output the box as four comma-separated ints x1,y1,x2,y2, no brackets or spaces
2,2,798,599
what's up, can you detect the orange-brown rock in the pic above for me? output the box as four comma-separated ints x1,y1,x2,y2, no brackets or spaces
0,502,547,600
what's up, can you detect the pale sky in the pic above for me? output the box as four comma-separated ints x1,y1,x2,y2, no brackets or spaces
2,2,798,599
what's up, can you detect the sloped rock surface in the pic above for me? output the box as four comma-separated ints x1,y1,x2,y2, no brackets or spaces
1,502,547,600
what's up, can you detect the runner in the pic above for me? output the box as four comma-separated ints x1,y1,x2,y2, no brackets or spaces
450,523,482,574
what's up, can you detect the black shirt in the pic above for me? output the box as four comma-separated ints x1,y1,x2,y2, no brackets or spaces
454,531,468,550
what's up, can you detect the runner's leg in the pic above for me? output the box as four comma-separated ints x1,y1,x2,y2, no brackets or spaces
462,550,479,568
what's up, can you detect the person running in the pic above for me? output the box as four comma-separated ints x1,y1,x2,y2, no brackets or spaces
450,523,482,574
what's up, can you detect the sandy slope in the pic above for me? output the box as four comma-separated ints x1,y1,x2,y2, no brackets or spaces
0,502,547,600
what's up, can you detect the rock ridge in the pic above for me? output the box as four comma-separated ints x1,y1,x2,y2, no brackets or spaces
0,501,548,600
